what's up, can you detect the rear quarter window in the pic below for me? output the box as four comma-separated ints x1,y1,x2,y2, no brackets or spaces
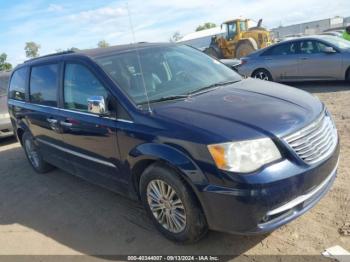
30,64,59,107
9,67,27,101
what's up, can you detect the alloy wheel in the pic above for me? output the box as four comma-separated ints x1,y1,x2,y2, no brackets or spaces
147,179,187,233
254,71,270,81
24,139,40,168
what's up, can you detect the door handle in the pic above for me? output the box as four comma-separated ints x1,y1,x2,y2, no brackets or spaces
60,121,73,127
47,118,58,124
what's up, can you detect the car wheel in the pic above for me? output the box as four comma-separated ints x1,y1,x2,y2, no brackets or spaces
346,68,350,82
22,132,54,174
140,163,208,243
252,69,273,81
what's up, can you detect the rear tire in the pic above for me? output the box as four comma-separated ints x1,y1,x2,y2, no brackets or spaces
140,163,207,244
22,132,54,174
252,69,273,81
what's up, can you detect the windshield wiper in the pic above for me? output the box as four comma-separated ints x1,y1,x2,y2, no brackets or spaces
139,95,188,105
187,80,240,96
138,80,240,105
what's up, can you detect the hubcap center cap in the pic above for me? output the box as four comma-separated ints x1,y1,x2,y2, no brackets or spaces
164,201,171,209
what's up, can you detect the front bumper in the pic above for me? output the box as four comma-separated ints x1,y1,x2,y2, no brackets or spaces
199,142,339,234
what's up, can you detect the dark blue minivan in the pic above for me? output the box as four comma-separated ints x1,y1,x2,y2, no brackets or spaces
8,43,339,243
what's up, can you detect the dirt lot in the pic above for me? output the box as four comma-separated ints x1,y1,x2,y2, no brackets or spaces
0,81,349,259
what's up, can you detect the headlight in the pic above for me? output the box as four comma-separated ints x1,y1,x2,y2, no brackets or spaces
207,138,281,173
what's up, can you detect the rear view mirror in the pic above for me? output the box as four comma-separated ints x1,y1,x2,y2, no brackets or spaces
87,96,106,115
322,46,336,53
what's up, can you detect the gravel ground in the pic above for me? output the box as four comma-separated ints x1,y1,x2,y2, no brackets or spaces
0,81,349,259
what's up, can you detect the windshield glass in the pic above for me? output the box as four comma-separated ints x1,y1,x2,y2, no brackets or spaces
322,36,350,49
95,45,241,105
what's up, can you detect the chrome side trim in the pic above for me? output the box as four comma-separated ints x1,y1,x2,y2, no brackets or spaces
8,99,26,104
116,118,134,123
8,99,134,123
37,138,116,168
266,158,339,217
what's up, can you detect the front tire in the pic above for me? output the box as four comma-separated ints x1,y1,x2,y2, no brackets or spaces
140,163,207,243
346,68,350,82
22,132,54,174
252,69,273,81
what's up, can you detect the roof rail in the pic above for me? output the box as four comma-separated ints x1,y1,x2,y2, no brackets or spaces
24,50,74,63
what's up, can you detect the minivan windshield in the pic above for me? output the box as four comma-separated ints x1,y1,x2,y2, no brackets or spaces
95,45,241,105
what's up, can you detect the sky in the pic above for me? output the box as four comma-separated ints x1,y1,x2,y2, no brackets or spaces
0,0,349,66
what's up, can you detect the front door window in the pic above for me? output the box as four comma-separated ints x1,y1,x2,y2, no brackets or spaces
64,63,108,113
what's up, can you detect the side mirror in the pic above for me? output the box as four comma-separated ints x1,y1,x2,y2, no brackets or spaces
87,96,106,115
322,46,336,54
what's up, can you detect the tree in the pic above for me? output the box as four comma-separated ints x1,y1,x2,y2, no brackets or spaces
195,22,217,32
169,31,183,42
0,53,12,71
69,47,80,52
56,47,79,53
25,42,41,58
97,40,110,48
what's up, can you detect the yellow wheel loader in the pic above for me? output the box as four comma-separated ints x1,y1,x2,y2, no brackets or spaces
204,19,272,59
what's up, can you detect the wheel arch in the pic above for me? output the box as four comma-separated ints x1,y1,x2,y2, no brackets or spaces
17,128,25,145
15,122,31,145
128,143,208,209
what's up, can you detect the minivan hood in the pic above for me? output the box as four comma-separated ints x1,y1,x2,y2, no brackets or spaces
153,78,323,141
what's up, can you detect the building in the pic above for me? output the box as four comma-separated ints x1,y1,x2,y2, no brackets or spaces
271,16,350,39
178,27,224,51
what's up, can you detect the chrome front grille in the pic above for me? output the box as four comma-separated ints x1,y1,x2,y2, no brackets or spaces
284,111,338,165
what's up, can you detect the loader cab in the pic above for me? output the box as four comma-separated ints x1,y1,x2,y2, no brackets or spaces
222,19,248,40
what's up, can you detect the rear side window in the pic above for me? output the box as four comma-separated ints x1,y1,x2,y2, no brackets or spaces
299,40,332,54
64,63,107,112
262,42,297,56
299,40,317,54
30,64,59,107
9,68,27,101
